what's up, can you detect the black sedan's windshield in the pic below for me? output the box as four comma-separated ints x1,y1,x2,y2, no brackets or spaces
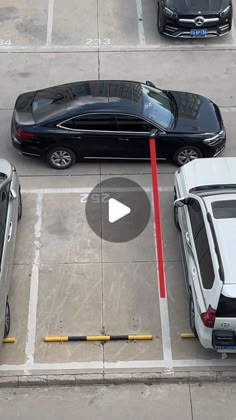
141,84,175,129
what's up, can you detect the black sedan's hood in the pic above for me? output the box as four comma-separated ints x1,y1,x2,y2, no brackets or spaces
168,91,221,133
165,0,230,14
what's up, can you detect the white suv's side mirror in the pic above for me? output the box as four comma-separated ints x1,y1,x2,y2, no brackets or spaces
10,189,17,200
174,197,186,207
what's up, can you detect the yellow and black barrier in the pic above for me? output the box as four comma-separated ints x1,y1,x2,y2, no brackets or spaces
2,337,16,343
181,333,196,339
44,334,153,343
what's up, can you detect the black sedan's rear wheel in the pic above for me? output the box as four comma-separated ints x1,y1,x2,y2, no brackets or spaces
46,147,76,169
173,146,203,166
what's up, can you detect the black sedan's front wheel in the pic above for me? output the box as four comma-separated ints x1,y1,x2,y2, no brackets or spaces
46,147,76,169
173,146,203,166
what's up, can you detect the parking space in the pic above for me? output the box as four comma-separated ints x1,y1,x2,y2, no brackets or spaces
1,0,236,50
0,171,236,375
1,0,236,376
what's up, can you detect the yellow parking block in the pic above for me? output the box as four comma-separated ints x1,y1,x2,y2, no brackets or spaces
2,337,16,343
181,333,196,339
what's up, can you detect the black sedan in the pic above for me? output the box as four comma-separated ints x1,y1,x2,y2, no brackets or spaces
157,0,232,38
11,80,226,169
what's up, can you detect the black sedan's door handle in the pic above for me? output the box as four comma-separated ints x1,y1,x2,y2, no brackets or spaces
118,137,129,141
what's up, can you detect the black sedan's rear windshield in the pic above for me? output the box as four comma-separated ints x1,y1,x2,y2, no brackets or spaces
32,90,67,123
141,85,174,129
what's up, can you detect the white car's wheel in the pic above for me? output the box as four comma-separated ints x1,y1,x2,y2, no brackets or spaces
189,292,197,336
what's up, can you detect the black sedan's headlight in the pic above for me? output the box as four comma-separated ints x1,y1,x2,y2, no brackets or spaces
203,130,225,146
220,5,231,18
164,7,178,19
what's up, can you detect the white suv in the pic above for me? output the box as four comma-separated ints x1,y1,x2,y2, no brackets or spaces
174,157,236,352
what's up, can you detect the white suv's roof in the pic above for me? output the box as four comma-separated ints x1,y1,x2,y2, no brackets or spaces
179,158,236,192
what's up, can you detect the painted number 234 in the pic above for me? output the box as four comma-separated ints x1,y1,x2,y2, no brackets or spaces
0,39,11,46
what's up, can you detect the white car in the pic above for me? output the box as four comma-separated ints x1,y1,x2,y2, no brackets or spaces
0,160,21,341
174,157,236,352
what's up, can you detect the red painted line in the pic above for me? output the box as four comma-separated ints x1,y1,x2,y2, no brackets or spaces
149,138,166,299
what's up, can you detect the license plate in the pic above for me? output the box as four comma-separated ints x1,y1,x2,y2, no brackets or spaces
215,345,236,350
191,29,208,38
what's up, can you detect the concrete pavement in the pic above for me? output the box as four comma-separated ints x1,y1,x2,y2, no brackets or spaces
0,383,236,420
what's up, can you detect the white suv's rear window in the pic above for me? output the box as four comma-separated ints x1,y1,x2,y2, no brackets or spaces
216,294,236,317
212,200,236,219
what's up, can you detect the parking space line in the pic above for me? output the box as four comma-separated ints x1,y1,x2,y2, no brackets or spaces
136,0,146,46
21,187,173,194
24,194,43,372
149,138,173,368
221,106,236,113
46,0,55,46
33,362,104,370
231,19,236,46
2,357,236,373
1,44,236,53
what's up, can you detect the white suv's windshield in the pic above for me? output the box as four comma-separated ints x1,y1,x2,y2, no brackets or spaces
141,85,175,129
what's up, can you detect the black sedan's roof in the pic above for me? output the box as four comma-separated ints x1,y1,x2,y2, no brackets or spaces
32,80,145,123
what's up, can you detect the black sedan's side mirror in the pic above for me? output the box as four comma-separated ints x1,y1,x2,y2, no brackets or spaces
146,80,156,88
149,129,159,138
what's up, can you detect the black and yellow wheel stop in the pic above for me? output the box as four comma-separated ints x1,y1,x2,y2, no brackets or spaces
181,333,196,339
44,335,153,343
2,337,16,343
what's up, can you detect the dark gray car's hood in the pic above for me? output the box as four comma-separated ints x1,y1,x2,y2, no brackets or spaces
165,0,230,14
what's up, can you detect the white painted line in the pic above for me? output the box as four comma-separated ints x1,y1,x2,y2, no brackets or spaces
159,299,173,368
21,188,93,194
231,18,236,46
32,362,104,371
1,44,236,53
150,189,173,368
135,0,146,46
24,193,43,372
46,0,55,47
1,355,236,373
220,107,236,113
2,356,236,373
0,364,26,372
21,186,173,195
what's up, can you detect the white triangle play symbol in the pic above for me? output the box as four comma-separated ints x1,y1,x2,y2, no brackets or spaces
108,198,131,223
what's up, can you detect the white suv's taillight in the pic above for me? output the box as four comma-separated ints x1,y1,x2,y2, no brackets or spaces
201,305,216,328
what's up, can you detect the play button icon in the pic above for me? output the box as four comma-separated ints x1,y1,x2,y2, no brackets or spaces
85,177,151,243
108,198,131,223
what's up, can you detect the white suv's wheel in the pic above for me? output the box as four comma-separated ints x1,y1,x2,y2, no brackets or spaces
173,192,180,230
189,292,197,336
4,298,10,338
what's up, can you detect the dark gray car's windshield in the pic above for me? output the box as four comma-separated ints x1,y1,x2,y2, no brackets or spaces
141,85,174,129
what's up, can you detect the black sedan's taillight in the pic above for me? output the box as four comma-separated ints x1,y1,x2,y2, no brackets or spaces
15,129,35,141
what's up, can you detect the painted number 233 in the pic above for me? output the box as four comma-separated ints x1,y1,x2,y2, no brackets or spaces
86,38,111,45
